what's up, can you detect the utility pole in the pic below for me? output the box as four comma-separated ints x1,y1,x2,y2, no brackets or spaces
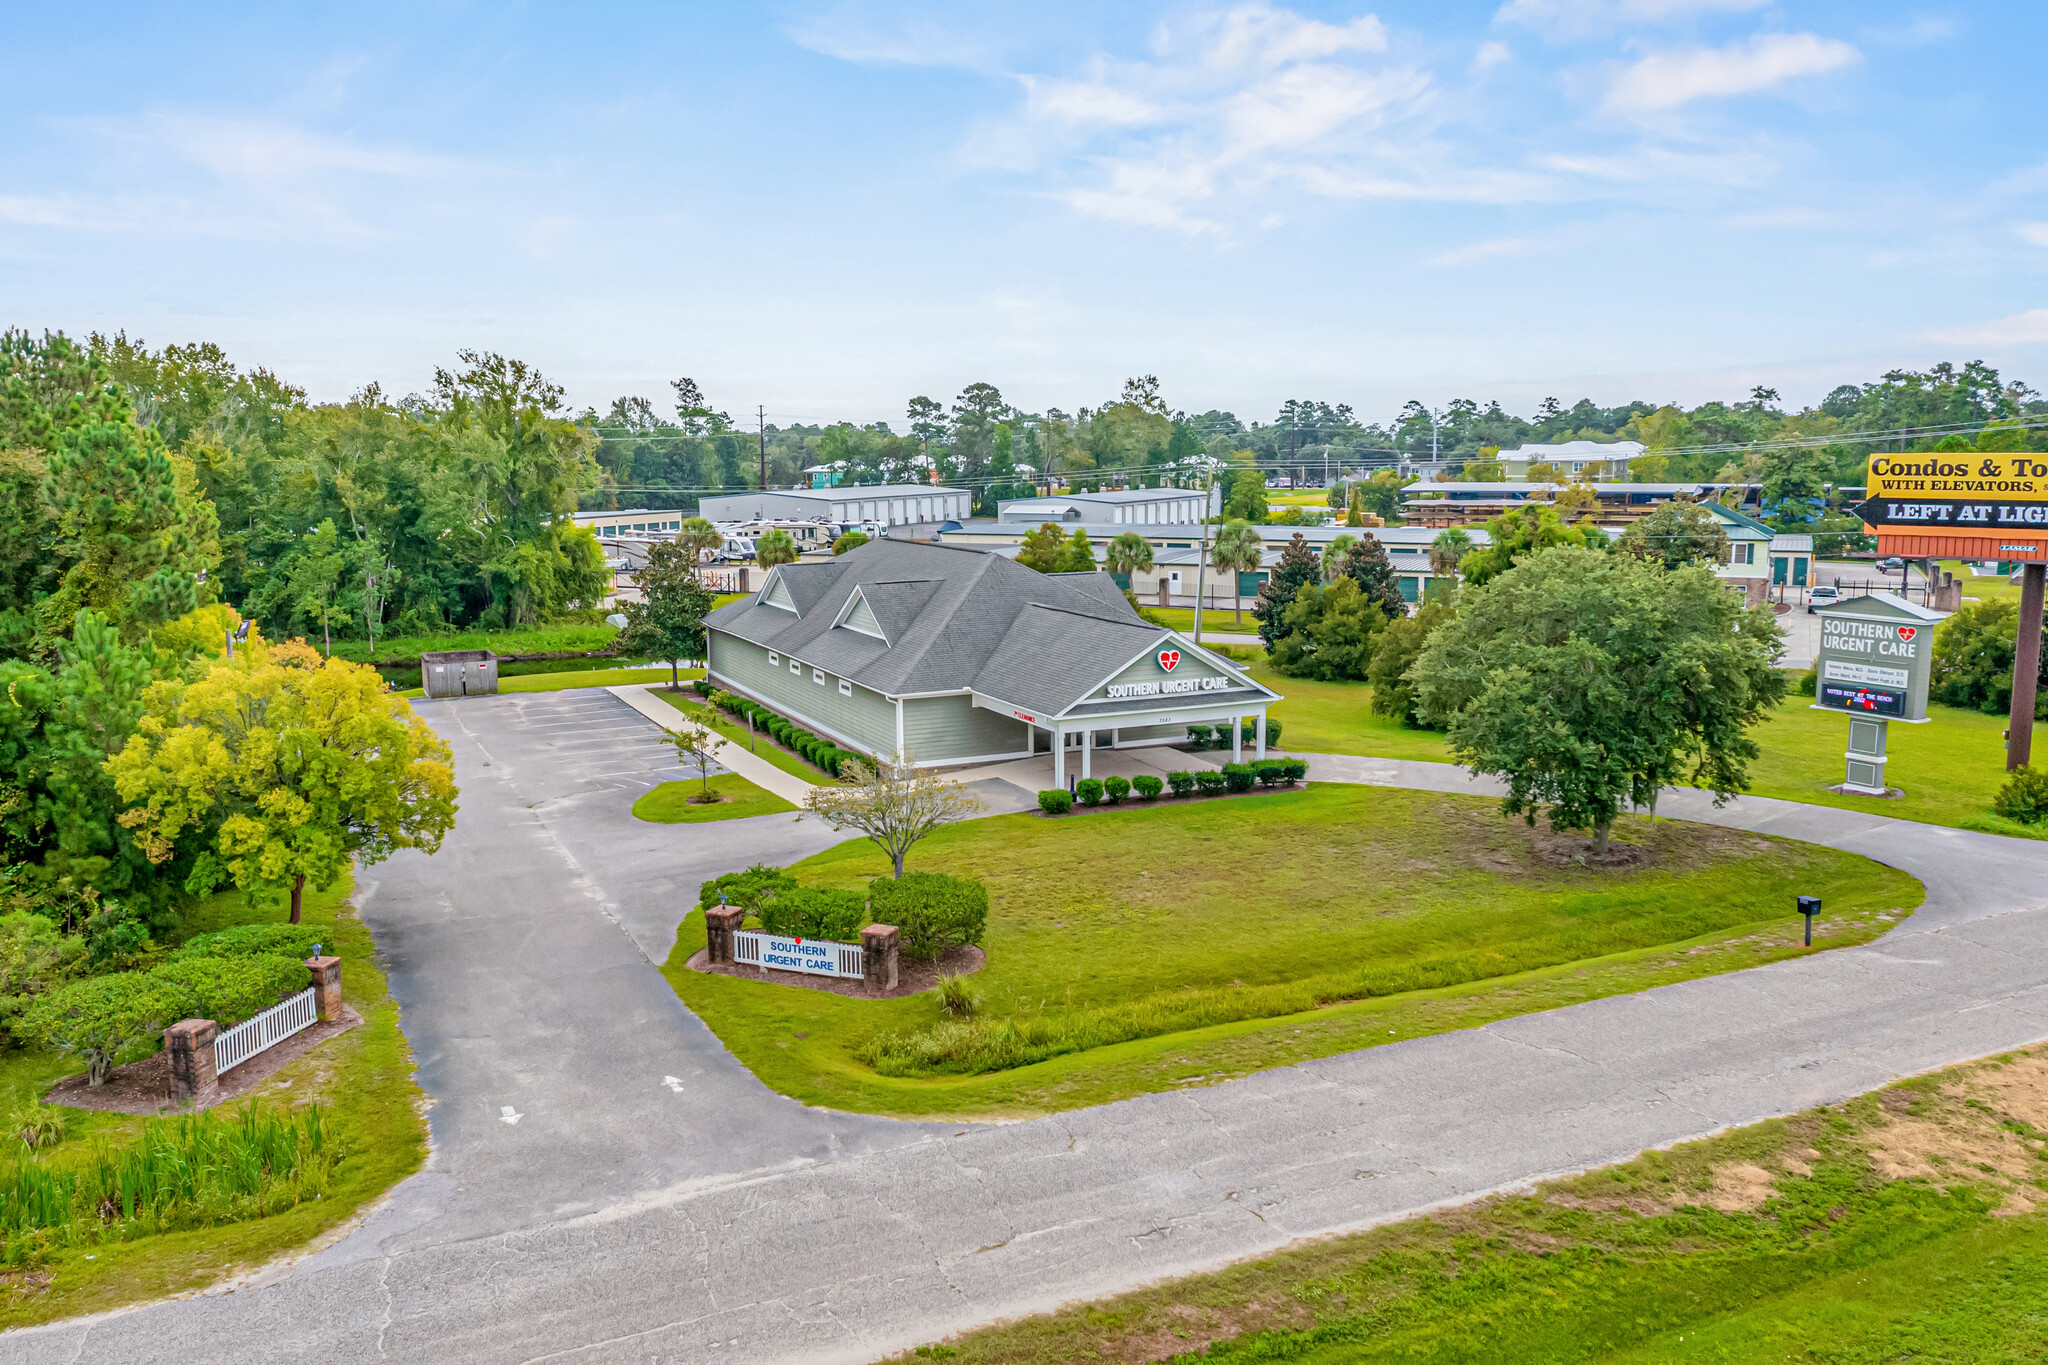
757,406,768,490
1193,462,1218,643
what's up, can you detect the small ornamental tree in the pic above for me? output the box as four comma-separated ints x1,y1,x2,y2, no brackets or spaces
755,529,799,568
617,537,715,690
1054,527,1096,573
21,972,182,1086
1412,547,1786,855
802,751,987,878
663,716,727,802
832,530,870,556
108,652,459,923
674,516,724,576
1340,534,1407,620
1250,532,1319,646
1615,499,1730,569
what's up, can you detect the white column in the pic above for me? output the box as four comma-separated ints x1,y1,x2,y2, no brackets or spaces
1024,722,1034,756
1111,727,1120,749
1081,730,1092,780
1255,713,1266,761
1232,714,1243,762
1053,726,1066,789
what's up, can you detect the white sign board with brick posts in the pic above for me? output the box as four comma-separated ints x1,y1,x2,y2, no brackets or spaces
732,930,865,979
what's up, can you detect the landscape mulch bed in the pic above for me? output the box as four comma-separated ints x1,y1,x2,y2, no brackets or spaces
44,1006,364,1115
1038,784,1306,816
685,945,984,999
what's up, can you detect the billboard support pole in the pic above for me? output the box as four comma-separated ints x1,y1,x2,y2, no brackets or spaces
2010,562,2045,771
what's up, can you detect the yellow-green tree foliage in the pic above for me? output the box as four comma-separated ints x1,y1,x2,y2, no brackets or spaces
107,650,458,922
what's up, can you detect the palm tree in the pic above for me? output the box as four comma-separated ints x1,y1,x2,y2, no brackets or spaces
1323,533,1357,581
1104,531,1154,583
676,516,724,580
1209,520,1263,625
1428,528,1472,586
755,529,799,568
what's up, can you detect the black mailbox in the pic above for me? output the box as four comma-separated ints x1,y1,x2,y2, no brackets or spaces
1797,894,1821,945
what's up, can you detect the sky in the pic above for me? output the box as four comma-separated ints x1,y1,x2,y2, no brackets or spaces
4,1,2047,430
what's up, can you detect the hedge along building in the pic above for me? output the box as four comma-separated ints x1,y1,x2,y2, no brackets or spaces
702,538,1280,786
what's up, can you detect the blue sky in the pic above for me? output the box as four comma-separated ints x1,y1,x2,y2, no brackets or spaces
4,2,2045,428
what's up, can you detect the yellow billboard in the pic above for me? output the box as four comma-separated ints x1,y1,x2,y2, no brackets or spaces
1867,453,2048,501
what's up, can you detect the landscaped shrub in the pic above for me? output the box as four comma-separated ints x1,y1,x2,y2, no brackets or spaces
1265,720,1283,747
1103,775,1131,803
1994,765,2048,824
935,974,977,1018
1132,774,1163,800
1075,778,1104,806
20,974,185,1086
1195,769,1227,794
699,863,797,912
175,925,326,962
1038,789,1074,815
868,873,988,960
693,679,713,698
1187,725,1213,749
149,955,310,1028
1254,759,1285,788
758,888,867,942
1796,667,1817,697
1166,770,1196,796
1282,758,1307,784
1221,763,1256,793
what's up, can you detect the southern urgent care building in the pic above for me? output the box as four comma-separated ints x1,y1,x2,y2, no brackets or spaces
702,538,1280,785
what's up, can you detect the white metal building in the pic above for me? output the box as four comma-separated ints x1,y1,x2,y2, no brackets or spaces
995,487,1214,525
699,485,970,529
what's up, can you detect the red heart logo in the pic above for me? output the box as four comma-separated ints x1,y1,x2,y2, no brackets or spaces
1158,649,1180,671
1896,627,1916,641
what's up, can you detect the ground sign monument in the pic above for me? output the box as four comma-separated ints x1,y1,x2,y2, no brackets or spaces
1811,594,1941,795
1854,452,2048,769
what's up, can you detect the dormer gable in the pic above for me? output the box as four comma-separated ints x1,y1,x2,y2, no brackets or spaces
833,587,888,642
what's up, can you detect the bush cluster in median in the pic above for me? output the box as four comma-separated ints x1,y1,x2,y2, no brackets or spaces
1185,720,1282,750
691,681,861,776
1037,758,1305,814
696,868,988,963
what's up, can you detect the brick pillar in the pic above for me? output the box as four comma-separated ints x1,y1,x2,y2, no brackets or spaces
861,924,899,992
705,907,745,964
305,956,343,1021
165,1019,219,1108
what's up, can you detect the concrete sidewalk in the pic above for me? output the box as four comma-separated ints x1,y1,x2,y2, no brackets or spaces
608,683,820,807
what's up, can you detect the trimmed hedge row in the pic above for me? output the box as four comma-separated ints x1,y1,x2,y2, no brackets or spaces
692,679,863,777
1040,758,1304,813
694,868,988,962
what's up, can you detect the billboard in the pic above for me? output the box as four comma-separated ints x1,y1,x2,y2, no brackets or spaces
1853,453,2048,533
1812,596,1937,722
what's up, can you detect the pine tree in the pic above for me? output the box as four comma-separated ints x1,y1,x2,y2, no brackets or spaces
1251,533,1319,647
1342,535,1408,620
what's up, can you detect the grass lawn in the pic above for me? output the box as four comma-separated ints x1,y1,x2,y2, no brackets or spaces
329,621,618,663
398,665,703,699
650,689,832,781
1144,605,1264,638
632,773,795,823
661,785,1918,1119
893,1046,2048,1365
1250,665,2044,837
0,872,426,1328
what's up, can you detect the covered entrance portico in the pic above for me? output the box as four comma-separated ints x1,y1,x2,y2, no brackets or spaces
1036,699,1273,789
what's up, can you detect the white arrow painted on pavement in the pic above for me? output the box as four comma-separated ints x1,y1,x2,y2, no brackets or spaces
662,1076,685,1093
500,1105,523,1125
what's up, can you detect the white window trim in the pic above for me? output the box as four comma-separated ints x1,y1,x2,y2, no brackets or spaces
839,678,853,697
768,652,780,666
814,668,827,685
790,659,801,674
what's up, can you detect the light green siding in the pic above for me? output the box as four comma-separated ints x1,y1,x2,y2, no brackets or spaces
706,633,896,755
902,694,1028,763
1088,642,1235,701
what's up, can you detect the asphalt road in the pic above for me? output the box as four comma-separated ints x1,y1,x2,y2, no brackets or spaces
8,712,2048,1364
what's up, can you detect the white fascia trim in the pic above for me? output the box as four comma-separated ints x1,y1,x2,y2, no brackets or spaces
892,686,974,700
1049,630,1273,721
1062,699,1273,726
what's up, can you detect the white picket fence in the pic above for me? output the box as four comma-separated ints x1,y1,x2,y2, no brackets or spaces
214,987,319,1074
731,930,864,979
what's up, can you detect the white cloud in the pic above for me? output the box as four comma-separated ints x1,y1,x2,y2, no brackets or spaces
123,113,452,182
2020,222,2048,248
1426,235,1544,266
1495,0,1768,41
1927,310,2048,347
1603,33,1861,114
783,8,992,68
1724,206,1838,229
1471,40,1514,73
942,4,1574,232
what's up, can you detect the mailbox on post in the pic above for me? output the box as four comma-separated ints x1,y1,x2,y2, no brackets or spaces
1797,894,1821,946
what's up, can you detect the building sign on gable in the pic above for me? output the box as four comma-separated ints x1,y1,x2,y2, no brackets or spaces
1106,675,1237,699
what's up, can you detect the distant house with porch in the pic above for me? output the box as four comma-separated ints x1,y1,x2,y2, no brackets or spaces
702,539,1280,783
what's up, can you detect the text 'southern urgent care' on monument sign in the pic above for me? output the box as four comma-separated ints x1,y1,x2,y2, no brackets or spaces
1814,603,1933,721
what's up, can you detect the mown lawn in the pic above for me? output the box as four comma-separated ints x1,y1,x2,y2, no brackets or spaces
1252,665,2042,836
893,1046,2048,1365
0,873,426,1328
661,785,1918,1119
632,773,795,823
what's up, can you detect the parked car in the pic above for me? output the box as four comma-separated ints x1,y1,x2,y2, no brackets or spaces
1807,585,1841,614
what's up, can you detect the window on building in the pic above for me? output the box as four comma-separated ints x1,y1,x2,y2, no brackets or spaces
814,668,827,685
839,678,852,697
768,652,780,666
790,659,801,675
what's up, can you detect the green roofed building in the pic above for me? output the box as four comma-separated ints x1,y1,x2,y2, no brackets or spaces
703,538,1281,785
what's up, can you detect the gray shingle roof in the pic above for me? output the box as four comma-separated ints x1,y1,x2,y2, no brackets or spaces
707,539,1204,713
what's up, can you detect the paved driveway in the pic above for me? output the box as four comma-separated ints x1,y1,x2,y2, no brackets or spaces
7,720,2048,1364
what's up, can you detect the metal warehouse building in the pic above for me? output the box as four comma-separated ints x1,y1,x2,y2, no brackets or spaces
697,484,970,529
703,538,1279,784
